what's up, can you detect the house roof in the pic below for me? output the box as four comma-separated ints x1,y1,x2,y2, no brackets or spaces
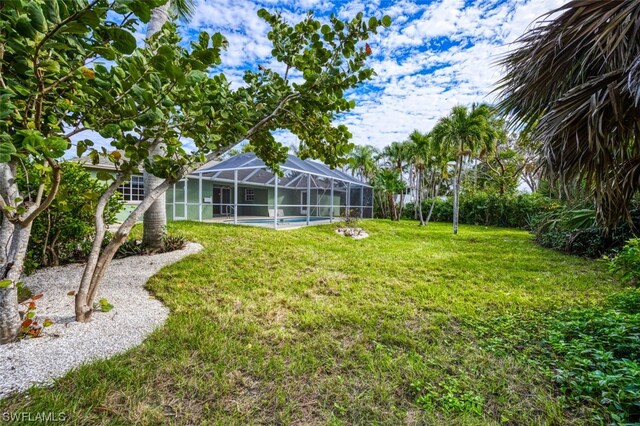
73,152,220,172
195,153,369,187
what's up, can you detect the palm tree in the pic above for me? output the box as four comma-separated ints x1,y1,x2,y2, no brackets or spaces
407,131,451,226
143,0,195,251
381,141,412,219
408,131,429,225
348,145,379,183
496,1,640,228
373,168,406,220
431,104,495,234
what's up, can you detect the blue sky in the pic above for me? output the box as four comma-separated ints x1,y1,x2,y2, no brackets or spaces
78,0,568,156
173,0,568,151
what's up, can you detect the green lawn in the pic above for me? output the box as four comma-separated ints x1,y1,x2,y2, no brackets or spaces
1,220,623,425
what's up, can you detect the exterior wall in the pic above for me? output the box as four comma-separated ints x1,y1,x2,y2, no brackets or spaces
237,185,269,217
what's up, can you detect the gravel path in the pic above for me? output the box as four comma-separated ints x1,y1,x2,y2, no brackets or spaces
0,242,203,399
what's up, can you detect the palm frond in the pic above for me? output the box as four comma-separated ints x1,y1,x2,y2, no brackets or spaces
496,0,640,227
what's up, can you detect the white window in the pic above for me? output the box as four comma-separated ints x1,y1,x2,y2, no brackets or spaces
117,175,144,202
245,188,255,201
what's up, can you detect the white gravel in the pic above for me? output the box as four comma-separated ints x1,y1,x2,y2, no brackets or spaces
0,242,203,399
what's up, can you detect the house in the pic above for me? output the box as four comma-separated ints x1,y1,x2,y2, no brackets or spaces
79,152,373,229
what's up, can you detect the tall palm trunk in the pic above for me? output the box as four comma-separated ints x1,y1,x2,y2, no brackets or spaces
387,192,396,220
142,2,171,251
452,155,462,235
376,190,387,219
417,168,425,226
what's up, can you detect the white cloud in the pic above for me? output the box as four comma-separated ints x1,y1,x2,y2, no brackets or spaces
337,0,569,149
88,0,571,155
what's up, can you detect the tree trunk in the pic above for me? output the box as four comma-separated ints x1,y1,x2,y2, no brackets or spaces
0,222,33,343
0,285,18,344
453,156,462,235
76,177,173,322
417,169,425,226
0,163,22,343
387,192,396,221
142,171,166,251
0,215,14,267
142,2,171,252
425,196,437,226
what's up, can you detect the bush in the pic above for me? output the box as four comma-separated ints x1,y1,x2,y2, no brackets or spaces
608,239,640,286
22,162,123,273
531,206,637,258
111,234,188,259
406,192,553,229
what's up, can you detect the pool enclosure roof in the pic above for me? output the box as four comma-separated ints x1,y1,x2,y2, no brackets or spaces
194,153,370,188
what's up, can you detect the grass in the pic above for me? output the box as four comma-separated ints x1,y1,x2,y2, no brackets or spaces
0,220,625,425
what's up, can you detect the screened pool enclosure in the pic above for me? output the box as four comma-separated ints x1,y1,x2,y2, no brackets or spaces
165,153,373,229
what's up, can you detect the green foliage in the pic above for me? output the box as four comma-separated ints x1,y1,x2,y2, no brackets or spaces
113,238,144,259
112,234,187,259
408,192,553,229
471,138,525,196
20,162,123,273
93,298,114,313
531,205,638,258
473,289,640,424
160,234,187,252
547,290,640,424
411,378,484,416
16,282,32,303
373,168,406,220
347,144,378,182
608,239,640,286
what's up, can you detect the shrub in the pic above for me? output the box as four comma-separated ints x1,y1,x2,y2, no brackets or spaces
112,234,188,259
406,192,553,229
608,239,640,286
531,206,637,258
162,235,188,252
21,162,123,273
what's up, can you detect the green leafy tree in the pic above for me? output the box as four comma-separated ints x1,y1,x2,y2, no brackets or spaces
431,104,495,234
405,130,450,226
496,0,640,227
515,131,542,193
0,0,391,336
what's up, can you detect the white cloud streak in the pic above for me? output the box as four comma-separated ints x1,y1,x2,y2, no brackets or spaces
78,0,570,155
